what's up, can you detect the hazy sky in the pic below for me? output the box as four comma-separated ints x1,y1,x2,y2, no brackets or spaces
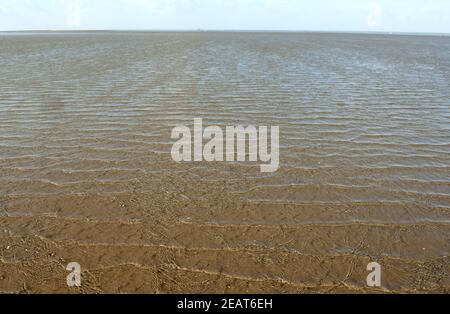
0,0,449,33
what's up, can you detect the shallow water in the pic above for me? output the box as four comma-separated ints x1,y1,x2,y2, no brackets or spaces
0,32,449,293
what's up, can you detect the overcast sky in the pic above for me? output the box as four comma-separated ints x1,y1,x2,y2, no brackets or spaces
0,0,449,33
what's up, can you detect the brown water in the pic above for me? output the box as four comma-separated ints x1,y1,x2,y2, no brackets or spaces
0,32,449,293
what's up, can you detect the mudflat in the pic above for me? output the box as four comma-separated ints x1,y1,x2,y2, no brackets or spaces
0,32,449,293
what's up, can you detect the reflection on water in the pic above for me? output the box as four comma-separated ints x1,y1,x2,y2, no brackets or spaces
0,32,449,293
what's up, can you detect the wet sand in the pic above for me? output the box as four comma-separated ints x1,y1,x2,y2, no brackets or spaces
0,32,449,293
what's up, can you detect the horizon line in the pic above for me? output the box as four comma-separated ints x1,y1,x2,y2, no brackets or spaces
1,29,449,37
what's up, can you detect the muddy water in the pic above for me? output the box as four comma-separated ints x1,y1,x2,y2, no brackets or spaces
0,32,449,293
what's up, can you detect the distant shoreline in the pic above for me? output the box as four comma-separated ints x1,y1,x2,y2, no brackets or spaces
0,29,449,37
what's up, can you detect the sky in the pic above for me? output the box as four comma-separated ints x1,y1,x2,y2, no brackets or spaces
0,0,449,33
